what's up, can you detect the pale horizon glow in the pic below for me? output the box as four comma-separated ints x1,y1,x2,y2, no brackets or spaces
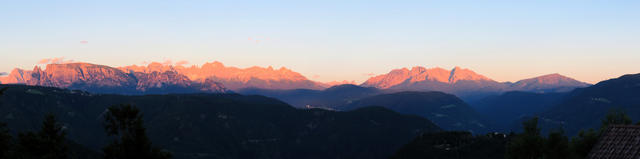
1,1,639,84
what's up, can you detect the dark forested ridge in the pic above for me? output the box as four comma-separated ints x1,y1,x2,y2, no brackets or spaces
237,84,382,109
536,73,640,135
472,91,568,132
0,84,440,159
242,87,494,134
343,91,492,133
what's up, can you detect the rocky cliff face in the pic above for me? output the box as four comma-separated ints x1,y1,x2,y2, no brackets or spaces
120,61,325,90
133,71,191,91
362,66,499,90
361,66,494,89
0,68,33,84
361,66,590,101
28,63,138,88
1,63,228,94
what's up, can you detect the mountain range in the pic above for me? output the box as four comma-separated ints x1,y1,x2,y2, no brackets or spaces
0,63,227,94
120,61,326,90
1,62,590,100
361,66,590,101
534,73,640,135
0,60,639,158
464,72,640,135
342,91,492,133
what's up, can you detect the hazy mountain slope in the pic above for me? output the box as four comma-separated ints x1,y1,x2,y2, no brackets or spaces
238,84,382,109
509,73,591,93
342,91,491,133
472,91,568,131
0,84,440,159
536,73,640,135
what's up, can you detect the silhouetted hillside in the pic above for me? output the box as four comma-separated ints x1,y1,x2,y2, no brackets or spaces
391,131,508,159
238,84,382,109
342,91,491,133
472,91,568,131
536,73,640,135
0,84,440,159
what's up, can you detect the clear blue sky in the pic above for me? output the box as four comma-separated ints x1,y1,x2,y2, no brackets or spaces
1,0,639,83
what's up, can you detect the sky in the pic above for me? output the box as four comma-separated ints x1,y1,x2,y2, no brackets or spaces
1,0,639,84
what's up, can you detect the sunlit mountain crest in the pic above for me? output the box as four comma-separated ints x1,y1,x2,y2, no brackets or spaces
0,62,589,96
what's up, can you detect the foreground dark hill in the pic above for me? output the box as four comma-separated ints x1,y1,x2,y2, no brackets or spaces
537,73,640,135
0,84,440,159
472,91,568,131
391,131,508,159
238,84,382,109
342,91,491,133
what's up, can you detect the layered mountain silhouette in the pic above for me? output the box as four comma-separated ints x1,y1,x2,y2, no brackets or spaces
342,91,491,133
534,73,640,135
361,66,590,101
472,91,569,131
238,84,382,109
0,84,441,159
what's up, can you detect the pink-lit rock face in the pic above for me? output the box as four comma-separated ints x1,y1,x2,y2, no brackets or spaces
120,62,177,74
0,68,33,84
361,66,590,98
510,73,591,91
1,61,323,92
133,71,191,91
1,62,589,95
28,63,138,88
1,62,228,94
448,67,492,83
361,66,493,89
119,61,325,90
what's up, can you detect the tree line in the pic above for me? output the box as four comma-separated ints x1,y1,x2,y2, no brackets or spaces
0,85,170,159
506,109,633,159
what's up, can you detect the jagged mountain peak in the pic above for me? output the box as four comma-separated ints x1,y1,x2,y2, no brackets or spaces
4,61,325,91
448,66,492,83
1,62,228,94
361,66,495,89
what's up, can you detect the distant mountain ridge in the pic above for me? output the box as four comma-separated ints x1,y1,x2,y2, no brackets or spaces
238,84,382,109
535,73,640,135
362,66,494,88
0,63,227,94
509,73,591,93
119,61,325,90
1,62,590,97
361,66,590,101
342,91,492,133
